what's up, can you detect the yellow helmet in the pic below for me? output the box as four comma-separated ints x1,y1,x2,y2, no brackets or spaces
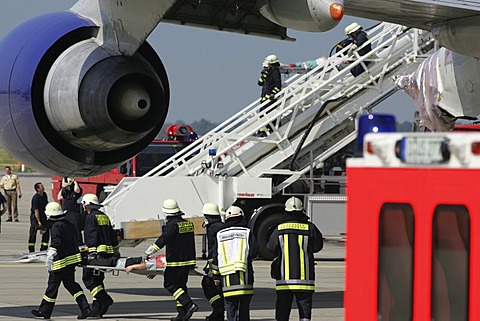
45,202,66,220
162,199,181,214
345,22,361,35
285,197,303,212
202,203,220,216
265,54,279,64
225,205,244,220
62,177,74,188
81,193,101,208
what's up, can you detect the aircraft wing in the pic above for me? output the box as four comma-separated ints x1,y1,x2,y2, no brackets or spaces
162,0,292,40
345,0,480,30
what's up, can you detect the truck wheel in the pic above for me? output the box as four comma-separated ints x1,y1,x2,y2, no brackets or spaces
256,213,285,260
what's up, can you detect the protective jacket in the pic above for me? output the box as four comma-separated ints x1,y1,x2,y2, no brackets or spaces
206,217,224,270
49,219,82,271
84,209,118,256
259,66,282,102
267,212,323,291
212,216,258,298
61,187,83,213
351,30,372,57
151,215,196,268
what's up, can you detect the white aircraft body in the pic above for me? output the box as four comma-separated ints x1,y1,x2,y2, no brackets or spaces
0,0,479,176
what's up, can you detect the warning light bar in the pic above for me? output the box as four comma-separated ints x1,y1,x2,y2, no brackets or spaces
395,137,450,164
349,132,480,168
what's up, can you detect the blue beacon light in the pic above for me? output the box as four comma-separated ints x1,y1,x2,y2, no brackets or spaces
355,114,396,156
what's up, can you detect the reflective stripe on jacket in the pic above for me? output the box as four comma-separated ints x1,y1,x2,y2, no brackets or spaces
267,214,323,291
50,219,82,271
153,215,196,268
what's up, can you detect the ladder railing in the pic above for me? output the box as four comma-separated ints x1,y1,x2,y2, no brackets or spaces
103,22,434,206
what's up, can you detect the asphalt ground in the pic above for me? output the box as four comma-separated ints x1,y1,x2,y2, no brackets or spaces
0,175,344,320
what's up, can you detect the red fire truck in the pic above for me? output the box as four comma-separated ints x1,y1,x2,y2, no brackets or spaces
345,131,480,321
52,124,197,201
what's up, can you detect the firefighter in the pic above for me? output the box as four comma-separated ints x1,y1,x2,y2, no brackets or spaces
212,206,258,321
81,193,117,318
257,54,282,137
57,177,83,245
31,202,91,319
143,199,198,321
201,203,225,321
344,22,372,77
28,182,49,252
266,197,324,321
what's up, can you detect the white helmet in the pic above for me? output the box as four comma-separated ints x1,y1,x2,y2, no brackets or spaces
162,199,181,214
345,22,361,35
285,197,303,212
81,193,101,208
225,205,244,220
45,202,66,220
62,177,74,188
202,203,220,216
265,54,279,64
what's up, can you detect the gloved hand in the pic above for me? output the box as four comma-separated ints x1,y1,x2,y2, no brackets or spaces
45,249,57,272
143,245,157,262
261,69,269,77
87,252,97,262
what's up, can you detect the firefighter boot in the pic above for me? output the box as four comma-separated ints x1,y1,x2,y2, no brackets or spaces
31,309,51,319
183,302,199,321
205,313,225,321
77,307,91,320
89,300,102,318
206,304,224,320
76,295,91,320
206,298,224,321
98,295,114,317
170,306,185,321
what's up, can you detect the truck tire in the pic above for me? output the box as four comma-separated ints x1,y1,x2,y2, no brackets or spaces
255,213,285,260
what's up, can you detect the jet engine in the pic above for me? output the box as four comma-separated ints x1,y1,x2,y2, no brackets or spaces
258,0,344,32
0,12,169,176
432,16,480,58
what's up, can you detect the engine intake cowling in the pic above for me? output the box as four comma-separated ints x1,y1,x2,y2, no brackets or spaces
259,0,344,32
0,12,169,176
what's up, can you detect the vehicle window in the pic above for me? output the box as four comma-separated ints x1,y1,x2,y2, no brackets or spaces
431,205,469,321
135,143,188,176
378,203,414,321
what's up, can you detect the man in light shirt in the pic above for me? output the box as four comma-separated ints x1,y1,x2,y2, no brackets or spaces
0,165,22,222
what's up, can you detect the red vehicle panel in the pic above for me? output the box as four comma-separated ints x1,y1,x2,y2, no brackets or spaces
345,133,480,321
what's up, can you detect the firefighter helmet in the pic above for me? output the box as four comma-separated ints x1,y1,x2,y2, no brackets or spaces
45,202,66,220
162,199,181,214
285,196,303,212
81,193,101,208
265,54,279,64
345,22,361,35
62,177,74,188
225,205,244,220
202,203,220,216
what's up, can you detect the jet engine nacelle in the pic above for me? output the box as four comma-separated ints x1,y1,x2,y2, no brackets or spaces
432,16,480,58
258,0,344,32
0,12,169,176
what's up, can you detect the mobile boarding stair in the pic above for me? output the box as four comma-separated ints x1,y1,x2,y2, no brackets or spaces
103,22,436,232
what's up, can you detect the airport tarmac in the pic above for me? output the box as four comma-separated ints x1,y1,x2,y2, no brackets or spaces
0,175,344,320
